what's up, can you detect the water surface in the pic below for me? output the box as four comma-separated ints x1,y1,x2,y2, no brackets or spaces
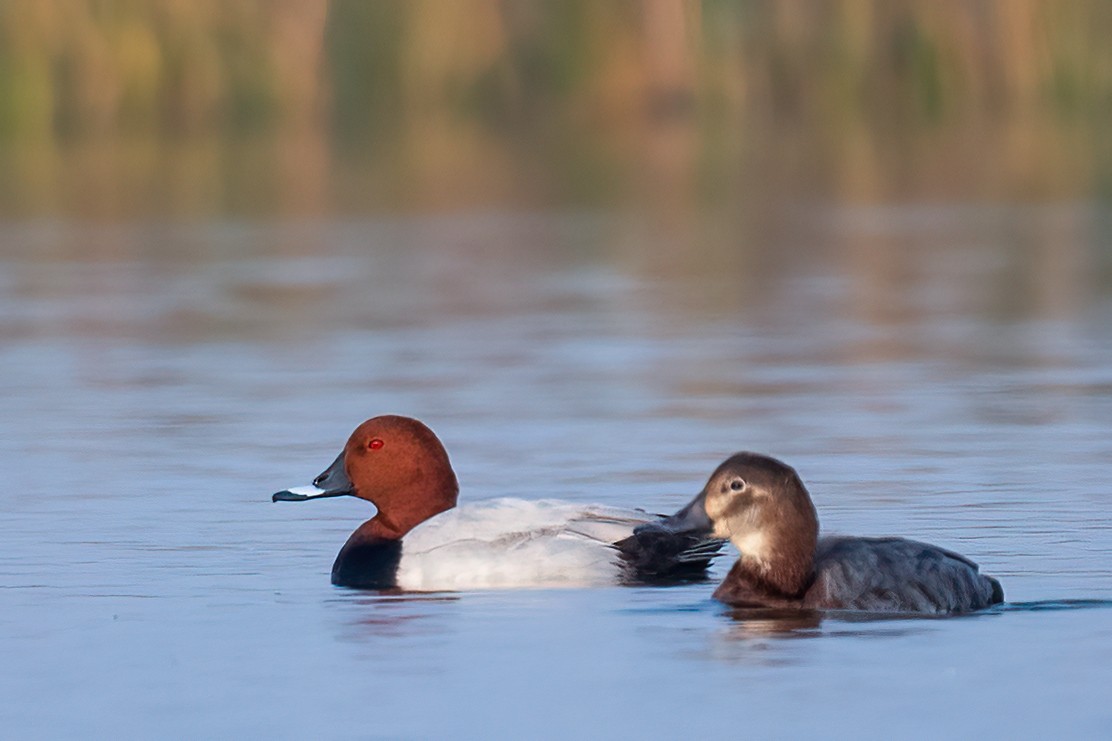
2,204,1111,737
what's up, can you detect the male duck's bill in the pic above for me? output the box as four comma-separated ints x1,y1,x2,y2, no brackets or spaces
272,452,351,501
270,415,724,590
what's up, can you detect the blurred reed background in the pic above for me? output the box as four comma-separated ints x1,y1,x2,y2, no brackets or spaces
0,0,1110,220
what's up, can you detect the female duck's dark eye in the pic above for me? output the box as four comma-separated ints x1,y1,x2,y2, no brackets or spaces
730,479,745,491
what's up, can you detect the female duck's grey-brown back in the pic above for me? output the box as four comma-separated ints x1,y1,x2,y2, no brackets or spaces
804,536,1004,614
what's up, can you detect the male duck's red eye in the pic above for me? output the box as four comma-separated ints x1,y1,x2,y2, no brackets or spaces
369,438,384,450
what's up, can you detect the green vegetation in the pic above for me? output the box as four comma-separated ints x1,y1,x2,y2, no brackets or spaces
0,1,1110,217
1,0,1109,136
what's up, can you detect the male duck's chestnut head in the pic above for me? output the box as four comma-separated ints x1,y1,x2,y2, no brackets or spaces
273,415,459,539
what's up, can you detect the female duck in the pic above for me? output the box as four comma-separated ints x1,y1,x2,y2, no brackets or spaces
678,452,1003,614
272,415,722,590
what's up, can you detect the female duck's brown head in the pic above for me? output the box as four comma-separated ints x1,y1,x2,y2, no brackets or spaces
272,415,459,539
700,452,819,597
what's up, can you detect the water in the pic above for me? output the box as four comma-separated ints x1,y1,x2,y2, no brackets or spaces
2,204,1112,738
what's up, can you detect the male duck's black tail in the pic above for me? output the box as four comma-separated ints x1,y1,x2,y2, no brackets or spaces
613,488,725,583
614,526,726,584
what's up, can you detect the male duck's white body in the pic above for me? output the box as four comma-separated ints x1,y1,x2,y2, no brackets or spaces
395,498,660,590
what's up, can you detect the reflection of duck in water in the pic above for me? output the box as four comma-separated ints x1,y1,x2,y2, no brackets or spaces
659,452,1003,614
272,415,724,590
722,607,824,637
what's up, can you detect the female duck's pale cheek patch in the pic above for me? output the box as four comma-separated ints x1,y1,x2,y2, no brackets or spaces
712,519,733,539
705,491,735,529
733,531,771,563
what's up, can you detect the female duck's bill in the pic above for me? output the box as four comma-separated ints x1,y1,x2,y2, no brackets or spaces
671,451,1004,615
271,415,724,589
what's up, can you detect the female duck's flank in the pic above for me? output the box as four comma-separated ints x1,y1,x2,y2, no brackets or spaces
271,415,723,590
671,452,1003,614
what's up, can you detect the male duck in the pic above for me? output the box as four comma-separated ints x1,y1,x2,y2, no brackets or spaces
272,415,724,590
673,452,1004,614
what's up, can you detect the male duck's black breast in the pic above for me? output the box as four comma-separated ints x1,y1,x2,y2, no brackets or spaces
804,536,1004,614
330,539,403,589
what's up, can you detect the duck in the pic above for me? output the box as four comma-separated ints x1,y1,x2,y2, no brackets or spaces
671,452,1004,614
271,415,724,590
